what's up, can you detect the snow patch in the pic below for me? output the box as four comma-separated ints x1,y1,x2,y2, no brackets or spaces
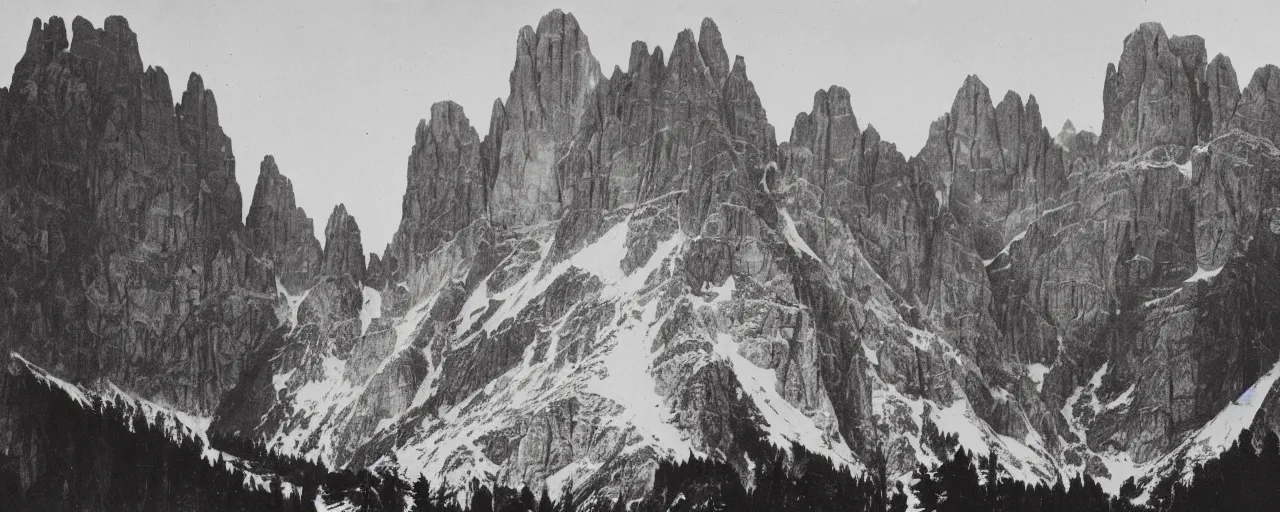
454,279,490,337
778,208,820,261
760,162,775,193
544,459,603,501
931,399,990,456
714,334,859,468
480,224,612,334
1176,159,1193,179
481,220,684,335
1180,358,1280,464
271,354,357,460
1185,266,1224,283
1059,362,1144,494
994,433,1053,484
1040,201,1078,217
1143,288,1182,307
395,295,437,354
586,300,694,456
1104,385,1135,411
983,229,1027,267
696,275,736,305
273,369,295,392
12,352,91,406
862,342,880,366
276,277,312,329
1027,364,1051,393
1061,365,1103,449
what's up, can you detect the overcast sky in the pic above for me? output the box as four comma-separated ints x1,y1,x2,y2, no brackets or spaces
3,0,1277,253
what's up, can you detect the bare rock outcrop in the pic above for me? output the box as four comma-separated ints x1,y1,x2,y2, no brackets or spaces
1236,65,1280,144
1100,23,1210,158
245,156,323,293
488,9,603,226
0,16,276,414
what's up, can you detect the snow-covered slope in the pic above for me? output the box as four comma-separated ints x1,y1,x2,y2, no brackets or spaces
9,352,302,497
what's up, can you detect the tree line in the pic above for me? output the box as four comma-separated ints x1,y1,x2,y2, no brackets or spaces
0,368,312,511
4,364,1280,511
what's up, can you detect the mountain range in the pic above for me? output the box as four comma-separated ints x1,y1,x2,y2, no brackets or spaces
2,9,1280,506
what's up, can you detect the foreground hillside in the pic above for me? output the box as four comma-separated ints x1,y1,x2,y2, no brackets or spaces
8,353,1277,511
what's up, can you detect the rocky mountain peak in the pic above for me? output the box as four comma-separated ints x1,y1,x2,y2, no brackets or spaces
1207,53,1241,133
246,155,323,293
1237,64,1280,143
947,74,997,135
488,8,602,226
666,27,718,96
1168,33,1208,70
68,15,144,77
721,54,773,151
14,17,67,78
323,204,365,284
386,100,486,286
421,100,474,143
650,45,667,77
1101,22,1209,158
913,73,1068,252
0,15,275,414
921,74,998,188
628,40,650,74
1054,119,1078,148
176,70,243,243
698,18,731,86
180,72,219,127
789,85,859,179
376,98,498,318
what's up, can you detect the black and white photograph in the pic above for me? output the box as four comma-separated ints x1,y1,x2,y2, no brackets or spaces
0,0,1278,510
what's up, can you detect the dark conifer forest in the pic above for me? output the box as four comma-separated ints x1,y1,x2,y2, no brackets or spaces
3,362,1278,511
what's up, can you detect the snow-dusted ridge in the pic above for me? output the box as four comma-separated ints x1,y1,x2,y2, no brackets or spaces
8,352,302,497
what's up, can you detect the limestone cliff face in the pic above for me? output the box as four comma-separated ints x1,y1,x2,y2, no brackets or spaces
383,101,491,311
1101,23,1210,159
5,10,1280,507
245,156,323,294
1207,54,1242,135
0,16,276,414
1235,65,1280,144
488,9,603,226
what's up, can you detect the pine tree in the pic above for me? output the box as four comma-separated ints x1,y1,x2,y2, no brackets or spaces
519,486,536,511
1261,431,1280,512
412,475,433,512
911,464,941,512
938,448,982,512
538,488,554,512
889,481,909,512
377,467,408,512
270,477,285,510
984,449,999,505
472,485,495,512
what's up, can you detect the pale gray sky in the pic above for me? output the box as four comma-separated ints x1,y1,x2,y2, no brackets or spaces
3,0,1276,253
